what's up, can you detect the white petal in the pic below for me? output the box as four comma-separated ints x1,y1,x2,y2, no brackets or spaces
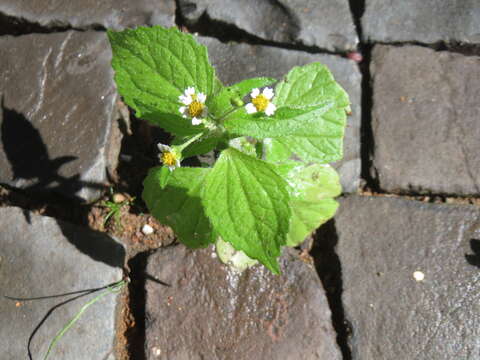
178,95,188,104
262,87,274,100
265,103,276,116
197,93,206,103
175,159,181,167
157,143,170,152
185,87,195,95
183,96,193,105
192,117,202,125
168,165,176,171
179,106,186,114
250,88,260,98
245,103,257,114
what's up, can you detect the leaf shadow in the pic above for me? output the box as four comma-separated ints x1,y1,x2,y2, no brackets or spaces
465,239,480,268
0,101,106,204
1,101,125,269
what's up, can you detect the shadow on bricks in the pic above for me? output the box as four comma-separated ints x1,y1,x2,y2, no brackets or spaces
1,100,126,269
465,239,480,268
0,101,106,204
7,282,119,360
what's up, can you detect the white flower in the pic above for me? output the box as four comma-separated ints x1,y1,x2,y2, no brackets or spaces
157,143,180,171
245,87,276,116
178,87,208,125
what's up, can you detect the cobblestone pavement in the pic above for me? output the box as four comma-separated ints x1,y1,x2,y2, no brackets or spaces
0,1,479,359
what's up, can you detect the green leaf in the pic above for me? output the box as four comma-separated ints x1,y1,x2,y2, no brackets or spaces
142,166,214,248
228,137,257,157
274,63,349,109
224,105,340,138
215,237,258,272
280,163,341,247
108,26,221,136
263,62,350,163
231,77,277,98
287,198,338,246
261,138,290,163
208,77,276,118
158,166,172,189
202,148,291,274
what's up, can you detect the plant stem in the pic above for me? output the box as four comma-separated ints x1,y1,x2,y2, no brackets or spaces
217,106,242,123
177,132,204,152
42,279,126,360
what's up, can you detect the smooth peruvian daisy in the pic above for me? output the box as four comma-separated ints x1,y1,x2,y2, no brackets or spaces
245,87,276,116
178,87,208,125
158,143,180,171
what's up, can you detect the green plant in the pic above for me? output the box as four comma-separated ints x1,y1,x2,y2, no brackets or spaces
42,280,126,360
100,188,134,230
108,26,349,274
5,279,127,359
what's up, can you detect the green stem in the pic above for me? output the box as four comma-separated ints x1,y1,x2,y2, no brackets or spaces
217,106,242,123
176,132,204,152
42,279,126,360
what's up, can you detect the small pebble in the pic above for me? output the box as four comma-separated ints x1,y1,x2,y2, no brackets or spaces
347,51,363,63
413,271,425,282
152,347,161,357
142,224,154,235
112,193,126,203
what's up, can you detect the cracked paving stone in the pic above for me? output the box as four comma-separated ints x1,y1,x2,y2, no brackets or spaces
179,0,358,52
199,36,361,193
371,45,480,195
335,195,480,360
0,0,175,30
0,31,122,202
0,207,125,359
144,245,341,360
362,0,480,44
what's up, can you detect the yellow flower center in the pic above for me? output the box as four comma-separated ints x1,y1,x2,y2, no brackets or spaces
252,94,269,112
161,151,177,167
188,100,204,118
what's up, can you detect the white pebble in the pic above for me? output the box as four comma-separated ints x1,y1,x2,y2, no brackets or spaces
142,224,154,235
152,346,161,357
413,271,425,282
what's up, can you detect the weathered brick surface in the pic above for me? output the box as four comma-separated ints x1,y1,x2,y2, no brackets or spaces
371,45,480,195
336,196,480,360
0,0,175,30
145,245,341,360
363,0,480,44
180,0,358,51
0,207,125,359
0,31,122,201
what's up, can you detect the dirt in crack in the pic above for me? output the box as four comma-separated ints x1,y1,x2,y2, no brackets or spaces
311,219,353,360
357,43,380,193
117,252,150,360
